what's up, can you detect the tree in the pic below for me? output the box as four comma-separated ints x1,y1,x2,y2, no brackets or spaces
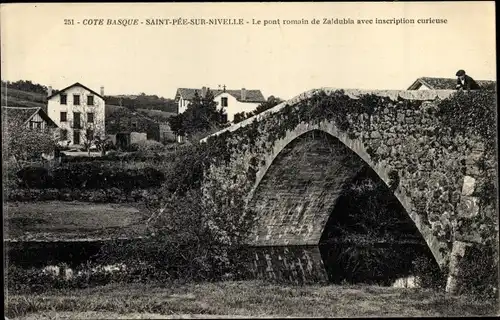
233,111,252,124
232,95,284,124
2,112,58,171
77,106,106,156
254,95,283,115
167,89,228,140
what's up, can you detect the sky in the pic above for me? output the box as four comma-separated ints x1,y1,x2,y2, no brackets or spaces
0,2,496,103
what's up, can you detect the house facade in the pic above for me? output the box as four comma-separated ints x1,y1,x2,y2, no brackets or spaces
47,82,106,147
408,77,496,90
174,87,266,122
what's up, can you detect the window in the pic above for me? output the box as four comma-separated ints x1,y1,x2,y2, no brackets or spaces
221,97,228,107
87,112,94,123
73,112,81,128
60,94,67,105
60,112,67,122
60,129,68,140
73,94,80,105
86,129,94,141
87,95,94,105
29,121,42,129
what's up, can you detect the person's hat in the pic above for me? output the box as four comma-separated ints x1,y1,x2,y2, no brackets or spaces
456,69,466,76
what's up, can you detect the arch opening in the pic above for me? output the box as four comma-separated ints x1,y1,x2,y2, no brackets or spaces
318,166,444,287
247,129,444,287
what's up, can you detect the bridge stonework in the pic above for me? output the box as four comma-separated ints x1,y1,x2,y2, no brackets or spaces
201,89,497,294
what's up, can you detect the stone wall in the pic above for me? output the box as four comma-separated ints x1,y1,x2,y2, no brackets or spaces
201,88,497,292
245,246,328,284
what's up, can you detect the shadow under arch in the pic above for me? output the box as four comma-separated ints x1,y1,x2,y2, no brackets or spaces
246,127,446,279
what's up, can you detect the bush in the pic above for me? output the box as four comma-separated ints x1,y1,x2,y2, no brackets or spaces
454,244,498,299
411,255,447,290
95,183,257,283
14,163,165,190
130,140,165,153
16,166,51,189
162,144,207,194
6,263,132,294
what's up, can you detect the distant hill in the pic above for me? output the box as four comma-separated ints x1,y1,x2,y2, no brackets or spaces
105,104,176,123
2,81,178,117
1,87,48,111
104,93,178,113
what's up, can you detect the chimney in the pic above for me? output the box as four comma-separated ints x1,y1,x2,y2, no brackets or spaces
201,86,207,98
241,88,247,101
100,86,105,96
47,86,52,97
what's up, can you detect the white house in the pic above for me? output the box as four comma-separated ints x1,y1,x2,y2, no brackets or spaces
47,82,106,148
174,86,266,122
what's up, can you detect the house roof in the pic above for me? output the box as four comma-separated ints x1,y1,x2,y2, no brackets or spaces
408,77,497,90
1,106,58,128
175,88,266,103
47,82,104,100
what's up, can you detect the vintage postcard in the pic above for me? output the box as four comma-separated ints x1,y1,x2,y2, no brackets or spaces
2,2,498,319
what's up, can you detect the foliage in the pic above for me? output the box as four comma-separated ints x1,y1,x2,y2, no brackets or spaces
437,90,497,153
167,89,228,139
411,255,447,290
129,140,165,153
6,263,130,294
233,111,253,124
16,167,51,189
161,143,208,195
104,93,177,113
233,95,284,123
203,90,406,170
14,162,165,190
97,186,257,282
388,170,400,191
93,136,111,156
166,112,185,136
1,80,55,96
454,244,499,300
3,117,58,162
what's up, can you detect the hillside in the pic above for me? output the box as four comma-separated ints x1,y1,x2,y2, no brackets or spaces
104,94,178,113
1,81,178,115
1,87,48,111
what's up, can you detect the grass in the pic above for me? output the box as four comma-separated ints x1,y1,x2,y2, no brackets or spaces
5,280,498,319
4,201,149,240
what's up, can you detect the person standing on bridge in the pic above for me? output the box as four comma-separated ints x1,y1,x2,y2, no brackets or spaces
455,69,481,90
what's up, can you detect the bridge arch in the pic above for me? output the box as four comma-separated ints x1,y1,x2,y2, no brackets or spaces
202,88,497,292
246,121,446,268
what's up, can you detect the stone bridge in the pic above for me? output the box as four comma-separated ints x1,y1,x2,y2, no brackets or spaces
200,88,497,294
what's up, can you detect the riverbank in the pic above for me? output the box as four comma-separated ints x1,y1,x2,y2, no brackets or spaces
6,280,498,318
